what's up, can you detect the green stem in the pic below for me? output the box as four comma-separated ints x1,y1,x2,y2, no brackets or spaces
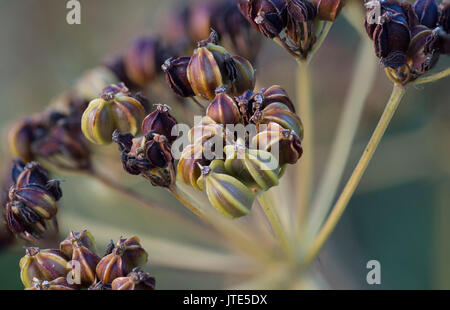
257,192,292,258
304,84,406,265
411,67,450,86
295,62,313,233
306,22,333,65
306,33,377,243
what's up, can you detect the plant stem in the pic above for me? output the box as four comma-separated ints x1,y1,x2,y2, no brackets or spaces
411,67,450,86
295,62,313,233
303,84,406,265
171,182,273,261
168,184,204,217
257,192,292,258
86,168,165,210
306,32,377,243
306,22,333,65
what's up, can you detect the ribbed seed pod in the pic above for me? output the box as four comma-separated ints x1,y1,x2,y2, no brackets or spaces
19,247,70,288
414,0,439,29
253,102,304,138
27,277,78,290
60,230,97,257
177,144,209,190
197,162,255,219
162,57,195,98
96,236,148,284
142,104,178,143
144,133,173,169
9,184,58,220
224,145,280,191
187,45,224,100
81,83,146,145
228,56,255,97
111,268,156,290
407,25,440,77
237,0,287,39
60,230,100,287
251,122,303,165
207,89,241,125
253,85,296,112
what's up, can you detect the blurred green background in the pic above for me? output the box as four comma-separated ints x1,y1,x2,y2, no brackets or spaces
0,0,449,289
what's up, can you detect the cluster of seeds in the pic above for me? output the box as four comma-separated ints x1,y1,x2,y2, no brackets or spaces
365,0,450,84
19,231,154,290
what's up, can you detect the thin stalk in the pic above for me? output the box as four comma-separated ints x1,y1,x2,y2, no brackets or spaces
306,22,333,65
86,168,165,210
306,34,377,242
295,62,313,233
172,181,273,261
168,184,204,218
257,192,292,258
304,84,406,265
411,67,450,86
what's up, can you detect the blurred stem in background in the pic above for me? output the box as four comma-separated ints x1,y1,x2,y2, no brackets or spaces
305,3,377,245
304,84,406,265
294,22,333,237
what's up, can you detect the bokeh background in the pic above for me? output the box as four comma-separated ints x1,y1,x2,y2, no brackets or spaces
0,0,449,289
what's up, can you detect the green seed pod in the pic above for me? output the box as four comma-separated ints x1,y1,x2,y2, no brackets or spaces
206,88,241,125
27,277,78,290
229,56,255,97
81,83,146,145
19,247,70,288
224,144,280,191
253,102,303,138
197,163,255,219
111,268,156,290
60,231,100,287
96,236,148,284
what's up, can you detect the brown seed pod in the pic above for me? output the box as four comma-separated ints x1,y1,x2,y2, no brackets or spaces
81,83,146,145
187,45,225,100
162,57,195,98
440,2,450,33
414,0,439,29
177,144,210,190
237,0,287,39
251,122,303,165
252,102,304,138
95,236,148,285
228,56,255,97
111,268,156,290
19,247,70,288
141,104,178,143
144,133,174,169
27,277,78,290
60,230,100,287
206,88,241,125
